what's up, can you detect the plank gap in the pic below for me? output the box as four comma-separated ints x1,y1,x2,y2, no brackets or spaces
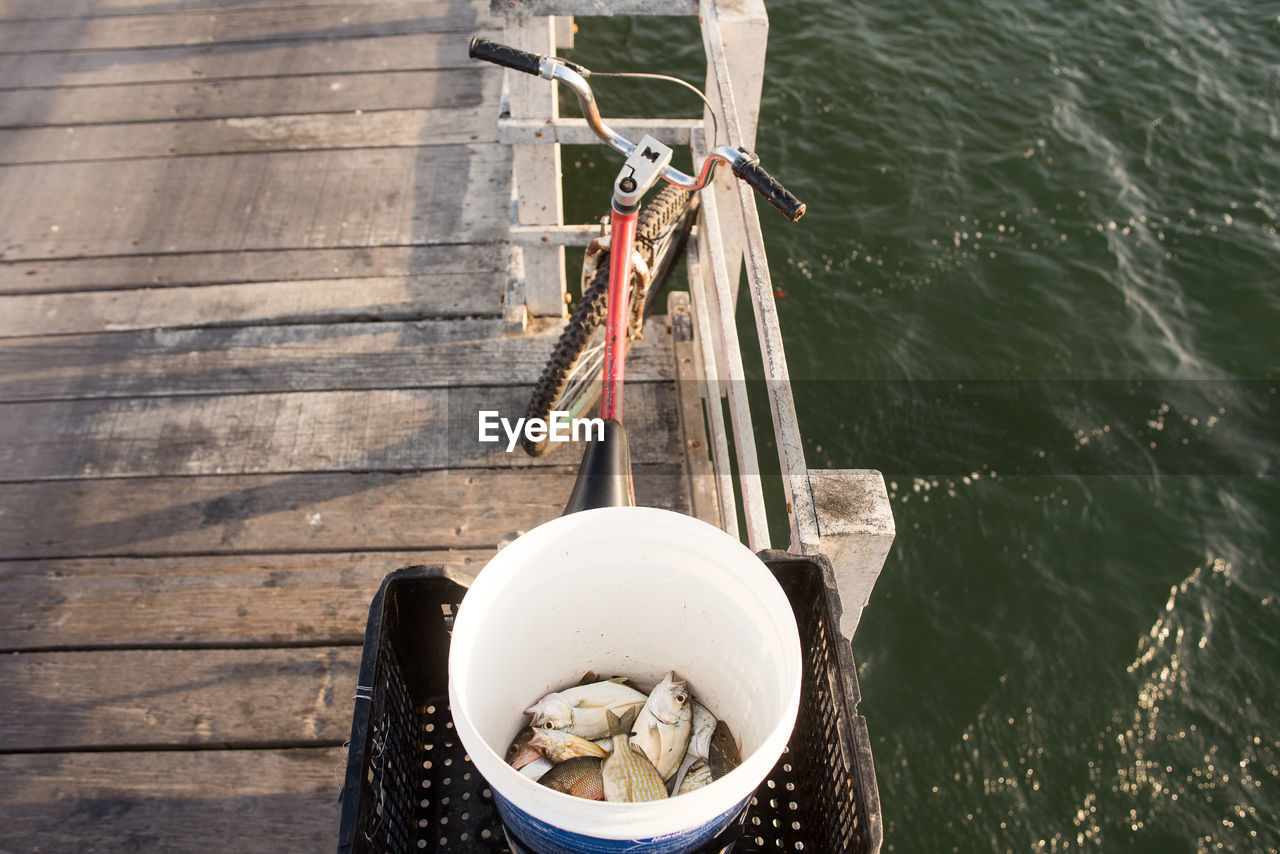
0,639,368,655
0,739,351,755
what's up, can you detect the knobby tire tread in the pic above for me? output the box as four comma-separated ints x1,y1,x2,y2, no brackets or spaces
521,185,697,457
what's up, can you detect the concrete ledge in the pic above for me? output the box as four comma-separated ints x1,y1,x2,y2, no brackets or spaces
809,468,895,640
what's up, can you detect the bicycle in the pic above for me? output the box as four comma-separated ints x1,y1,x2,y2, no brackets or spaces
469,38,805,463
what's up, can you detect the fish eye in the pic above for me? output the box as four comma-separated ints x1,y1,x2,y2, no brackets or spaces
676,693,688,703
541,721,556,729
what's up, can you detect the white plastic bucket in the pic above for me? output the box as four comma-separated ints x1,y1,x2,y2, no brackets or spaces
448,506,803,854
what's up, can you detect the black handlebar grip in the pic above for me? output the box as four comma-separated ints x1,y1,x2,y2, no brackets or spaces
469,37,543,76
732,155,807,222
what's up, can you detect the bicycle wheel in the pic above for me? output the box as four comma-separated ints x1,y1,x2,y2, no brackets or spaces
521,184,699,457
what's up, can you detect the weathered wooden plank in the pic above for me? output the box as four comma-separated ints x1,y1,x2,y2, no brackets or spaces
0,144,509,260
0,107,495,165
667,291,720,529
0,383,681,479
0,748,344,854
0,550,486,650
0,272,509,336
0,465,689,559
0,0,454,20
506,14,566,317
490,0,695,13
0,68,495,129
0,647,359,750
0,317,674,401
0,2,490,53
0,31,486,88
0,243,506,295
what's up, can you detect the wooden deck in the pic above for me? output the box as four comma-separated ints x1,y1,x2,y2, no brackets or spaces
0,1,710,850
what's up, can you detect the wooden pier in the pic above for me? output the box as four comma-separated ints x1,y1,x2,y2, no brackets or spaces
0,1,893,851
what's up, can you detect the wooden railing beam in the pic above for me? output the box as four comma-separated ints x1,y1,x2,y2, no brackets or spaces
702,3,819,553
696,177,770,550
700,0,767,308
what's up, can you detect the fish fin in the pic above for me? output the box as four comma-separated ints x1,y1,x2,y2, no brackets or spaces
611,705,640,736
606,675,642,689
577,670,598,685
604,708,622,738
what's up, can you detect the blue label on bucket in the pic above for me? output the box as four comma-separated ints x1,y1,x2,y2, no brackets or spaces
492,791,749,854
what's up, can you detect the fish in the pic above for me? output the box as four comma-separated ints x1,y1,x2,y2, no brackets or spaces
687,701,717,759
530,727,609,763
708,720,741,780
676,757,713,795
539,756,606,800
525,679,647,740
601,707,668,802
669,701,714,793
519,756,553,781
506,726,541,769
629,672,692,781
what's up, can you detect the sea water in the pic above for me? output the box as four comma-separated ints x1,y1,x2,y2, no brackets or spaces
561,3,1278,851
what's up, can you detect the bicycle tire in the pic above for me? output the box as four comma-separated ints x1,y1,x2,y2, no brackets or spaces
521,184,699,457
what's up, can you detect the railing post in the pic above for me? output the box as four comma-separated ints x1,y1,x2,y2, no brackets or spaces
504,12,568,318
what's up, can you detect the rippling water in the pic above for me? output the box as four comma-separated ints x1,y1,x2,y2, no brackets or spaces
560,4,1278,850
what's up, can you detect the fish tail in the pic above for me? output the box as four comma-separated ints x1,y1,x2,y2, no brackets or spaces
607,705,640,738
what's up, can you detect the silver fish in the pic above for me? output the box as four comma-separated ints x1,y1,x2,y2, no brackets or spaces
525,679,647,740
676,757,713,795
530,727,609,763
630,671,692,781
601,707,667,802
670,701,717,793
687,701,717,759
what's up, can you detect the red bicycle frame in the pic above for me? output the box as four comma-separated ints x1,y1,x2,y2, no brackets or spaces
599,205,638,422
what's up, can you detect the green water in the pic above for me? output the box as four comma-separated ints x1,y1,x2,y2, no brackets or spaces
559,3,1278,851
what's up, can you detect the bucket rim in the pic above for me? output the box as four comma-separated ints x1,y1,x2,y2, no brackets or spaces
447,506,802,838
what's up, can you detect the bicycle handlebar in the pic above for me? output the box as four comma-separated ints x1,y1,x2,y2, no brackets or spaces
468,37,542,76
732,152,807,223
468,37,806,222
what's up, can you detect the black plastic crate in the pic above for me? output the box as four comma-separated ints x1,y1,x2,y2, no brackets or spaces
337,552,882,854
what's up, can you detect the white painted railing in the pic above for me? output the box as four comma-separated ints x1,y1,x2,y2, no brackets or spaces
492,0,894,639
